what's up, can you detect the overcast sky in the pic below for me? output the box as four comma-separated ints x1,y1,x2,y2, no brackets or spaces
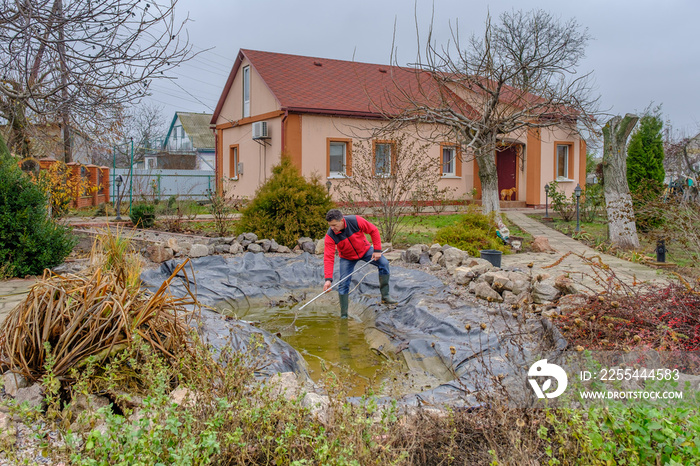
145,0,700,143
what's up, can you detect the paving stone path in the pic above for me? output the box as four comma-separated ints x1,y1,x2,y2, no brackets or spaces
502,211,671,293
0,278,36,326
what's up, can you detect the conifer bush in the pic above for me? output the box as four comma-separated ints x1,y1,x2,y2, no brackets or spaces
434,207,508,256
0,135,76,277
235,156,335,247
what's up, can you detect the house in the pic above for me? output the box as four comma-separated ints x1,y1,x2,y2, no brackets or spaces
210,49,586,206
155,112,215,171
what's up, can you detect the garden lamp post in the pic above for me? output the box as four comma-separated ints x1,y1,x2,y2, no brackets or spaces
574,183,582,233
326,180,332,195
115,175,123,221
544,183,550,220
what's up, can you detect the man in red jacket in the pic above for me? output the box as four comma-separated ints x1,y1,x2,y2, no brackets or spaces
322,209,397,318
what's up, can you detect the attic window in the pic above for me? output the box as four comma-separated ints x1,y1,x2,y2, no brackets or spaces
378,68,387,73
313,61,323,67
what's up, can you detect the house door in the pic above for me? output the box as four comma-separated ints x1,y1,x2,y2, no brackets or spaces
497,146,518,199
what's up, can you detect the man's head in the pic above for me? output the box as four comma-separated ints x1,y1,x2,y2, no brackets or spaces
326,209,344,233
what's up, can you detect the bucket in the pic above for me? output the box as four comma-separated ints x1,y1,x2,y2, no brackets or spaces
479,249,502,268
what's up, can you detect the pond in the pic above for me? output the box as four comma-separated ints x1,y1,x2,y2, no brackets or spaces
215,293,405,397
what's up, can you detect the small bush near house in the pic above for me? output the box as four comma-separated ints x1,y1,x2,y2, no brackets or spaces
0,135,76,277
235,156,335,247
130,203,156,228
434,207,508,256
548,180,576,221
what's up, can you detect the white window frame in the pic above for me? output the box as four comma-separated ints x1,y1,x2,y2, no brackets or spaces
329,141,347,177
374,142,393,177
442,145,456,176
556,144,569,180
242,66,251,118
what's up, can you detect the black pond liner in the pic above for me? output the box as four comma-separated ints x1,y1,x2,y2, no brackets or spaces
141,252,563,408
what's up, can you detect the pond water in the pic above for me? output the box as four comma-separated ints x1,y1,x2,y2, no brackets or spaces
215,292,404,396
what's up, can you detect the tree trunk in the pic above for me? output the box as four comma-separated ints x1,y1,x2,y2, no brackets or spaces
57,0,72,163
602,114,640,250
476,134,500,214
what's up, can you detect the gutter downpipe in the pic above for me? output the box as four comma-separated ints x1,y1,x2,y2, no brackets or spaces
281,108,288,157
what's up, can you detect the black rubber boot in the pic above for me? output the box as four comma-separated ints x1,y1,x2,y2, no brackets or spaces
378,274,398,304
339,293,349,319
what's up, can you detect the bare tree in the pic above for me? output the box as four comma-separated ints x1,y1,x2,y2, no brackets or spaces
602,114,640,250
334,133,442,244
382,9,598,213
0,0,192,162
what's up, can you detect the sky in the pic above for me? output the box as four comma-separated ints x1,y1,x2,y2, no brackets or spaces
144,0,700,143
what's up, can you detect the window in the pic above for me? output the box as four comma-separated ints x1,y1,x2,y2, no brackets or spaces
442,145,456,176
374,141,394,176
229,145,239,179
556,143,573,179
242,66,250,118
329,142,346,176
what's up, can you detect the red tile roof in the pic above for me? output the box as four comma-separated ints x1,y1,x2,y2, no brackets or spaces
212,49,480,123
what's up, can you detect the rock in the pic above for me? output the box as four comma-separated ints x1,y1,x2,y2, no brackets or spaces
297,237,313,248
302,241,316,254
70,394,110,419
207,245,216,255
292,245,302,254
503,290,519,305
382,242,393,252
473,282,504,303
268,372,302,400
277,245,292,253
439,247,466,272
510,280,530,295
169,387,195,407
402,245,423,264
189,243,209,258
531,236,556,253
15,384,44,410
166,238,180,253
532,281,559,304
431,251,443,264
418,252,431,265
214,244,230,254
3,372,29,397
0,411,15,443
315,239,324,255
236,234,245,243
465,261,494,275
440,244,454,253
241,240,252,249
429,264,442,272
208,237,225,247
507,271,530,283
302,393,330,424
257,239,272,252
144,244,173,263
454,267,476,285
558,294,589,313
229,242,243,254
178,241,192,254
244,232,258,242
269,239,280,252
541,308,560,318
222,237,235,244
490,273,513,293
247,243,263,253
428,243,442,258
554,274,579,295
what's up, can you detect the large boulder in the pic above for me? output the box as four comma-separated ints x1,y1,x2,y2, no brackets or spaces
247,243,263,253
402,245,423,264
301,241,316,254
2,372,29,397
189,244,209,258
439,247,466,272
473,282,504,303
531,236,556,253
532,280,560,304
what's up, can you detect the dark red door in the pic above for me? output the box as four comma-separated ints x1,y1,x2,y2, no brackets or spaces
497,147,517,199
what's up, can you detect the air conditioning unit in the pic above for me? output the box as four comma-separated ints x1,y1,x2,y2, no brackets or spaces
252,121,269,140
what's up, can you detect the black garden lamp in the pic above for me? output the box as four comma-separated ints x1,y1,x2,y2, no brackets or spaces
574,183,582,233
326,180,332,195
544,183,551,219
115,175,123,221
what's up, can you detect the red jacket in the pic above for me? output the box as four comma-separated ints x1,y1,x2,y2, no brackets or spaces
324,215,381,281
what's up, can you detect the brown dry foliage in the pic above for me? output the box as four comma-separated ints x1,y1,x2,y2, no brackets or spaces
0,260,196,383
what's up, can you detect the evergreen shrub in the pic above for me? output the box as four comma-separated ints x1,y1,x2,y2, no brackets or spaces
236,156,335,247
434,208,508,256
0,135,76,277
130,203,156,228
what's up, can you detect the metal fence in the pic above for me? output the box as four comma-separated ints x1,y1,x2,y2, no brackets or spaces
111,168,215,201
